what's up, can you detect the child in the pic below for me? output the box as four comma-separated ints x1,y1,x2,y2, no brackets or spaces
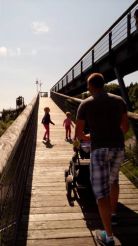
42,107,55,142
63,112,74,141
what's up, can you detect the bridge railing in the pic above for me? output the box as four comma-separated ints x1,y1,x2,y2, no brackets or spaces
0,95,39,245
51,91,81,122
51,91,138,140
51,1,138,93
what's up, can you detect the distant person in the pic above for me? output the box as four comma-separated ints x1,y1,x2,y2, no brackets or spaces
42,107,55,142
63,111,74,141
134,9,138,30
75,73,129,246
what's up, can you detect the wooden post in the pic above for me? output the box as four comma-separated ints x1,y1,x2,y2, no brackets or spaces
109,32,112,52
81,60,83,74
92,49,94,65
66,75,68,84
72,69,74,80
127,13,131,38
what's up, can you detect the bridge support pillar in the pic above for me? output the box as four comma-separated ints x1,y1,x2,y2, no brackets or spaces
114,66,132,111
114,66,138,141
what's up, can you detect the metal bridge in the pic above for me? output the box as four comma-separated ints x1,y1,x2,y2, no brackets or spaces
0,1,138,246
51,1,138,106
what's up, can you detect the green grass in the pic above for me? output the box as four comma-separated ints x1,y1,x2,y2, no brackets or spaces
121,142,138,187
121,161,138,188
0,120,13,137
124,125,134,140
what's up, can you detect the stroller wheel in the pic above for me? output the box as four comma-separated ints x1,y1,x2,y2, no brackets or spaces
64,169,69,182
64,168,69,177
66,175,73,198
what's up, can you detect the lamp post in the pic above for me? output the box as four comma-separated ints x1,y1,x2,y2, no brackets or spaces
39,81,42,93
35,80,39,94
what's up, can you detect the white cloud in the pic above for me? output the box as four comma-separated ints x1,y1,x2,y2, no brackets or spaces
8,49,16,56
32,21,49,34
31,49,37,55
0,47,22,57
17,48,21,56
0,47,8,56
8,48,22,57
0,46,37,57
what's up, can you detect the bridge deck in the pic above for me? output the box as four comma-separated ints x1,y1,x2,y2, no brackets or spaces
16,98,138,246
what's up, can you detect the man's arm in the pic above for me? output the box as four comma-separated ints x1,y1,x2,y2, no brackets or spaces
75,119,90,141
120,112,129,133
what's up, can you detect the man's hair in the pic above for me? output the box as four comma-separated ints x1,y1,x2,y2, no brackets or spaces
87,73,105,88
44,107,50,112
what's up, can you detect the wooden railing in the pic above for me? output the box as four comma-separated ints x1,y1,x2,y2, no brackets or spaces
51,91,138,140
51,91,81,122
0,95,39,245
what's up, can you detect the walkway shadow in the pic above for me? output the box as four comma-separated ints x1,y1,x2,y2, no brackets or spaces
15,105,38,246
42,140,54,148
68,139,73,144
65,161,138,246
74,186,102,230
65,138,73,144
73,185,138,245
112,202,138,245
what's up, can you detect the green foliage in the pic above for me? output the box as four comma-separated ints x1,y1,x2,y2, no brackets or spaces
121,161,138,187
102,82,138,112
127,82,138,111
104,83,121,95
0,105,25,137
124,125,134,140
0,120,13,137
121,142,138,187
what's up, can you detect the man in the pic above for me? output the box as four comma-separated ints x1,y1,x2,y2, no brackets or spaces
75,73,129,246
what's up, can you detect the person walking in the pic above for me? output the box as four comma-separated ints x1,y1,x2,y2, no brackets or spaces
63,111,74,141
42,107,55,142
75,73,129,246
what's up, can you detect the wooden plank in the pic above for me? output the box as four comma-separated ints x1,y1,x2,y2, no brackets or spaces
18,228,92,240
16,97,138,246
20,219,92,230
16,237,95,246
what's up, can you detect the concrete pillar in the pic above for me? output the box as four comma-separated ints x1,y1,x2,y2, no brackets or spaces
114,66,138,140
114,66,132,111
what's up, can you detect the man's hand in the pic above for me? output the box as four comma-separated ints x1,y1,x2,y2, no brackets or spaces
73,139,80,149
120,113,129,133
75,119,90,141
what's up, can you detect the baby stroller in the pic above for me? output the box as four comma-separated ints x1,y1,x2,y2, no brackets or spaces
65,140,91,201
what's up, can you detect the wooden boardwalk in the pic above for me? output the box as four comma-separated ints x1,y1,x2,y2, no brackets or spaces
16,97,138,246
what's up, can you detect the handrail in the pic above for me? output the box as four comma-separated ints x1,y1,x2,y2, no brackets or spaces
51,91,138,138
0,96,37,175
51,1,138,92
0,95,39,245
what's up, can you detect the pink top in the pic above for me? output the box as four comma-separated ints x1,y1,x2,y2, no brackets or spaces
63,118,73,127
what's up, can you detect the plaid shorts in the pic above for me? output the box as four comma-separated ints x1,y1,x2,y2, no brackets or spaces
90,147,124,200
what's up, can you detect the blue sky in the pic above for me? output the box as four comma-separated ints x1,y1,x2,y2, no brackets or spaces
0,0,137,110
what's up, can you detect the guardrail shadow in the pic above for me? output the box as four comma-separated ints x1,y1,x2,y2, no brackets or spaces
15,108,38,246
74,186,138,245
